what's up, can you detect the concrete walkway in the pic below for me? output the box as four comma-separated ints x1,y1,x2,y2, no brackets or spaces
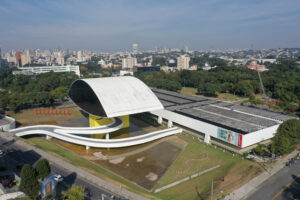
0,132,148,200
225,150,300,200
155,165,220,193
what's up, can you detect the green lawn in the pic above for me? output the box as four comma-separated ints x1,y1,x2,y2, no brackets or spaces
218,93,246,102
155,134,261,199
21,137,157,199
180,87,198,95
19,133,261,200
8,105,86,126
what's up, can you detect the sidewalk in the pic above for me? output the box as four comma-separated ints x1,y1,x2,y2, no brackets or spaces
225,150,299,200
0,132,148,200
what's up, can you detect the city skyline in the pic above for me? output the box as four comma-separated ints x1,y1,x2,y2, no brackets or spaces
0,0,300,51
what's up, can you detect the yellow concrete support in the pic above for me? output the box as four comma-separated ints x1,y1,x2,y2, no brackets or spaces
89,114,129,128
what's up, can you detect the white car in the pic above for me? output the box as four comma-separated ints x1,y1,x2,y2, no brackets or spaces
53,174,64,182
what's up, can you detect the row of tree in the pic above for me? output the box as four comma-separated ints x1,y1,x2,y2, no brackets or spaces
0,67,78,111
271,119,300,155
136,59,300,112
19,158,84,199
19,159,51,199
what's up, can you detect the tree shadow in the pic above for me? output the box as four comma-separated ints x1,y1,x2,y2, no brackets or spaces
282,175,300,199
55,172,77,197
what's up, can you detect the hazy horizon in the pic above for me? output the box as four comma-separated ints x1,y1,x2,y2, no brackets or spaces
1,0,300,51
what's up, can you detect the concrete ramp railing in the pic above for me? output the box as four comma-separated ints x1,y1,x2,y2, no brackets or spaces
9,117,182,148
9,117,123,135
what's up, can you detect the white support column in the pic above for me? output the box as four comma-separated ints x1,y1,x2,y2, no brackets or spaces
167,120,173,128
158,116,163,124
204,134,211,144
106,133,110,140
46,135,52,140
86,146,90,150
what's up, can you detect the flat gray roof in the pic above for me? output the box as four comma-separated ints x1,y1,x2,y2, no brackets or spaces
0,117,12,126
152,88,295,134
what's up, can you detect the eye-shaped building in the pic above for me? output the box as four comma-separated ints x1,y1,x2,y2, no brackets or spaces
68,76,164,118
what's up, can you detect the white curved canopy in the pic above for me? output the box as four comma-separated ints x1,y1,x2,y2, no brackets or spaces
69,76,164,117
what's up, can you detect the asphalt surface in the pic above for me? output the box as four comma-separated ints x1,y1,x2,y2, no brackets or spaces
246,158,300,200
0,137,120,200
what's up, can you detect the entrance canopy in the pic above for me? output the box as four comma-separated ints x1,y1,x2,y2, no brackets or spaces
69,76,164,118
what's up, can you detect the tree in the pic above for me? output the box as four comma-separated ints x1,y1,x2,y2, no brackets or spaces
62,185,85,200
276,119,300,143
272,135,294,155
19,164,40,199
152,56,166,66
35,159,51,180
254,144,264,156
271,119,300,155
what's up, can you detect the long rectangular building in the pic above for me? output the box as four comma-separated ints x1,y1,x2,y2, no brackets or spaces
151,88,295,149
18,65,80,76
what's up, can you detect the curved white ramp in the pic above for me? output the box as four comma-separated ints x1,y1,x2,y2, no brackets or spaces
9,117,123,135
9,117,182,148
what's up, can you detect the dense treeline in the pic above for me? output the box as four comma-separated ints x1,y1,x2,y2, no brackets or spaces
0,67,78,111
136,59,300,112
271,119,300,155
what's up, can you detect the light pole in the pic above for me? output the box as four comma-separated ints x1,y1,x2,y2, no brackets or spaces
211,179,214,200
211,177,225,200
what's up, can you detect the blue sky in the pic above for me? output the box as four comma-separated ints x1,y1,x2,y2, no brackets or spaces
0,0,300,51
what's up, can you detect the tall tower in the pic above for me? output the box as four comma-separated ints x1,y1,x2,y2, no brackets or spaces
132,43,138,54
16,51,23,67
184,46,189,53
0,48,2,67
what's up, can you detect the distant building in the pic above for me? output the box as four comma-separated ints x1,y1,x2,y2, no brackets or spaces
77,50,82,60
168,59,176,67
120,70,134,76
177,55,190,70
0,48,2,67
12,70,34,76
18,65,80,76
202,63,217,71
247,61,268,71
184,46,189,53
122,56,137,69
132,43,138,54
21,53,29,66
56,52,64,66
15,51,23,67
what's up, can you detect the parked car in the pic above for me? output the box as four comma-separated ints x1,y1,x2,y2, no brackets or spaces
53,174,64,182
0,150,4,156
6,148,15,153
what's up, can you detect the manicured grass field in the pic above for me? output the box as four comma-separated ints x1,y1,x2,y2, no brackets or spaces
155,134,262,199
14,107,262,200
8,105,86,126
22,136,157,199
22,133,262,200
180,87,198,95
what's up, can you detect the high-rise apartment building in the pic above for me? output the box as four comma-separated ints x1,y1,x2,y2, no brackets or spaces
132,43,138,54
177,55,190,70
122,56,137,69
0,48,2,67
77,50,82,60
16,51,23,67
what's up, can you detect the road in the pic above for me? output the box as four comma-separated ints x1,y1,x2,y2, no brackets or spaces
246,158,300,200
0,137,120,200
